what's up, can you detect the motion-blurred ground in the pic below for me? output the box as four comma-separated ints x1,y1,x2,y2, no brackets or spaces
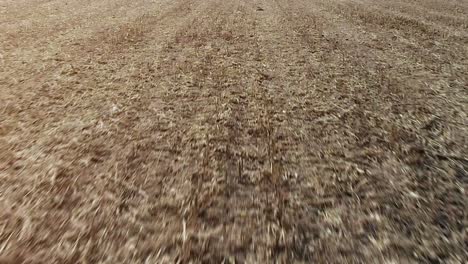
0,0,467,262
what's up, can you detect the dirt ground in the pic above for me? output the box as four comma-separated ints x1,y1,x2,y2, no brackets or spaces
0,0,467,262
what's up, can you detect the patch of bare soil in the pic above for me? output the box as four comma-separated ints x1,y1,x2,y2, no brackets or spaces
0,0,467,262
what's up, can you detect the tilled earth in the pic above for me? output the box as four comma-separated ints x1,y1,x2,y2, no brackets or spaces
0,0,467,263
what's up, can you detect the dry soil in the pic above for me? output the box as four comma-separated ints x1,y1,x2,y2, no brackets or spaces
0,0,467,263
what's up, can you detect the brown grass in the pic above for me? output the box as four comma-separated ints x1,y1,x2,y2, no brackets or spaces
0,0,467,263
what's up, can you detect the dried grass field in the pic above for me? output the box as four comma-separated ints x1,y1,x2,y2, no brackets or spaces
1,0,467,262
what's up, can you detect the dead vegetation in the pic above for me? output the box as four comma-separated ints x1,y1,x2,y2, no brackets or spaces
0,0,467,263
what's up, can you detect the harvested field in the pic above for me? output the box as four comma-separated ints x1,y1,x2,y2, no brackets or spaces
0,0,467,262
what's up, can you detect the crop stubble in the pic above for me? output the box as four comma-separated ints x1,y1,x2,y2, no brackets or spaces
0,0,467,262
